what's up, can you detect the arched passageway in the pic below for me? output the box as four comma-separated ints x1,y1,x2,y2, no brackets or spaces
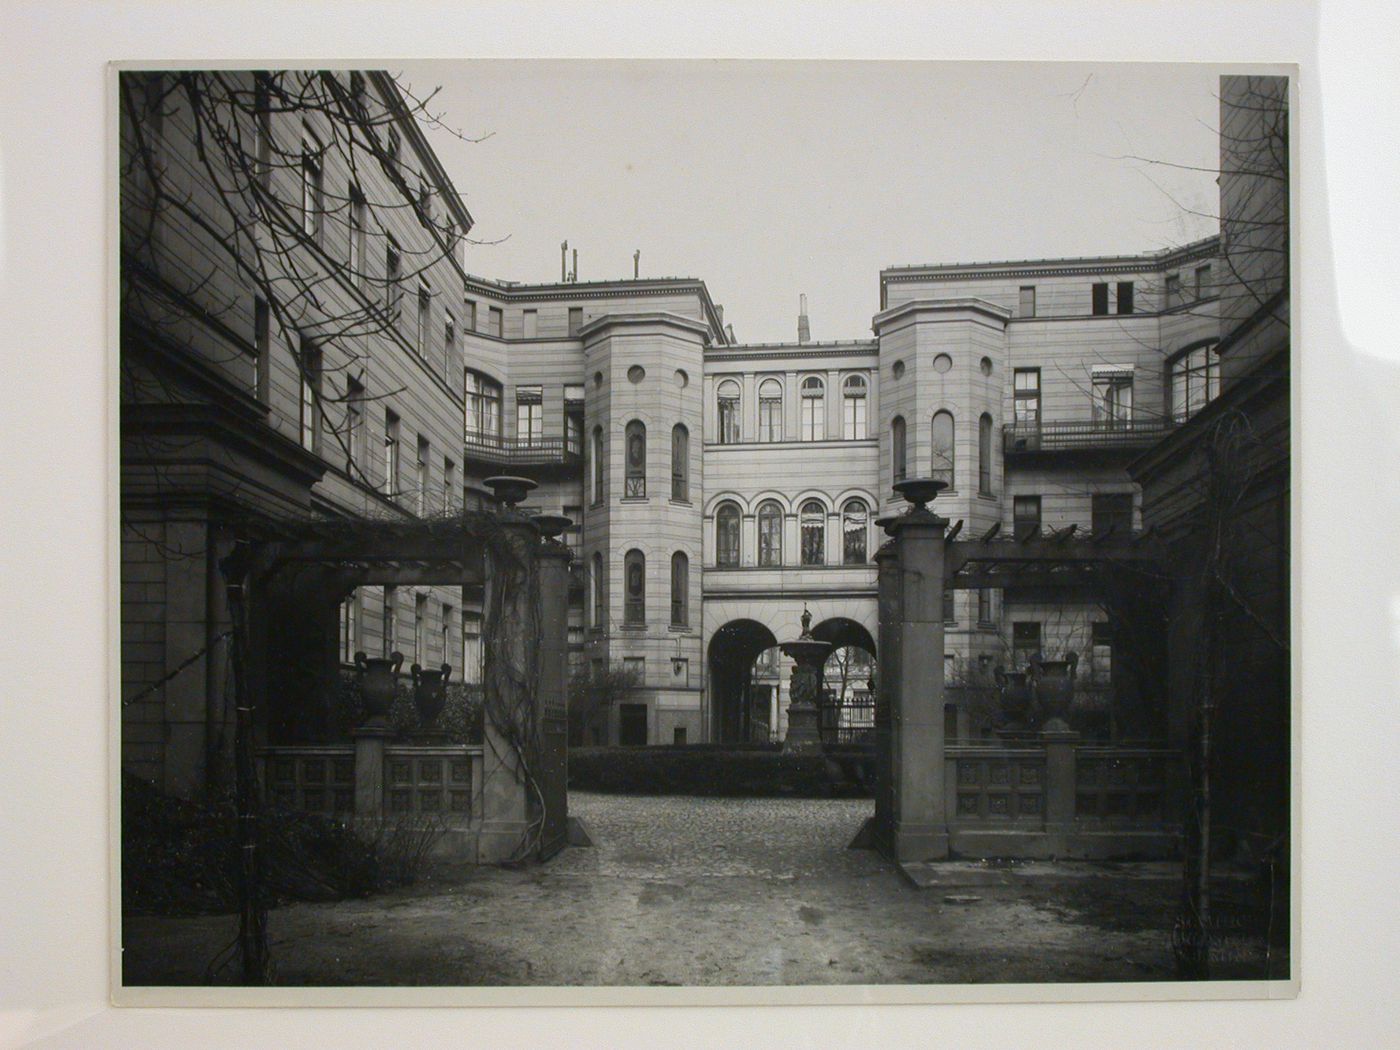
708,619,778,743
812,618,878,746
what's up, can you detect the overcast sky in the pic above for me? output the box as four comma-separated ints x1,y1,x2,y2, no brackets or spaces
395,61,1221,344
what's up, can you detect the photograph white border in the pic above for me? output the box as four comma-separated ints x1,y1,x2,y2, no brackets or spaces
3,0,1395,1046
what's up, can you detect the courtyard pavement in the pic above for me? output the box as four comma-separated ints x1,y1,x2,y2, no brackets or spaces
120,791,1240,988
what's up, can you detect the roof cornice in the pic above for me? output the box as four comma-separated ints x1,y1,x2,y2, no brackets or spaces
881,236,1221,284
872,297,1011,334
577,311,713,342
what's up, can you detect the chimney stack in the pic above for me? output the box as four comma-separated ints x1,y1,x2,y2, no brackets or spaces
634,249,640,279
571,248,578,283
797,293,811,344
561,240,568,283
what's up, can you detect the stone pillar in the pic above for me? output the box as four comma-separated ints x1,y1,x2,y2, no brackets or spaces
352,724,392,817
1042,724,1080,855
887,507,950,862
476,518,536,863
535,540,572,859
871,538,901,853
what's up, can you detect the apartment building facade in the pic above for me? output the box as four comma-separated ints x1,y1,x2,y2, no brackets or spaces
122,69,1255,795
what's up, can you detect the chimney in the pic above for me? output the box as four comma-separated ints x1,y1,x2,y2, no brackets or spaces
633,249,640,279
797,293,811,344
725,323,737,344
571,248,578,283
561,240,568,283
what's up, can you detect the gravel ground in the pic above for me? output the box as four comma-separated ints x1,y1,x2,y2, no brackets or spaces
123,792,1246,988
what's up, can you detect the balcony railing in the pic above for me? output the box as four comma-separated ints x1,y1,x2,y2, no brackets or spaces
461,434,581,468
1002,418,1177,455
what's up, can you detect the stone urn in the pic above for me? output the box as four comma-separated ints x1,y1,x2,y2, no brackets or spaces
354,650,403,725
411,662,452,731
994,667,1037,727
1032,652,1079,725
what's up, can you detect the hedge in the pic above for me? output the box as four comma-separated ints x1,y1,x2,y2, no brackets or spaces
568,746,872,798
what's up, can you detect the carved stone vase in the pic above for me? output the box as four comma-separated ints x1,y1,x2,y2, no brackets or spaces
354,650,403,725
1032,652,1079,725
411,662,452,731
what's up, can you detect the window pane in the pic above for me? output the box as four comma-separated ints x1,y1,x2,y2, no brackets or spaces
757,502,783,566
717,504,741,566
800,501,825,565
842,501,868,564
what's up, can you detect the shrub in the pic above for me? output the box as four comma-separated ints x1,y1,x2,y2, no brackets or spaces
567,746,869,798
122,772,445,916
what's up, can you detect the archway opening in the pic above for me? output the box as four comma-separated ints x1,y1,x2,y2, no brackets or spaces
812,617,877,746
708,619,778,744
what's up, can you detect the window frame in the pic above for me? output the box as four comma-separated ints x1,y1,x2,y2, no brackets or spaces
799,376,825,441
931,410,955,489
842,374,868,439
1013,368,1041,425
715,502,741,567
671,423,689,502
841,499,869,565
800,499,826,566
977,412,994,496
717,379,741,444
757,378,783,443
670,551,689,627
624,420,647,499
891,415,906,484
623,549,645,626
756,500,784,567
1013,494,1042,542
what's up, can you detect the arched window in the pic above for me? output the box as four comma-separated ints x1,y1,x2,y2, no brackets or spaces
757,500,783,567
717,379,741,444
591,551,605,627
931,410,955,488
758,378,783,442
591,425,604,504
800,500,826,565
624,549,645,625
978,413,993,495
624,420,646,498
842,499,869,565
891,415,907,483
671,424,689,502
716,502,741,567
670,551,689,626
800,376,825,440
1169,341,1221,422
842,374,868,439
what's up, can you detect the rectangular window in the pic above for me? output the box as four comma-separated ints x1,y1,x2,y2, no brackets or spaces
1013,495,1041,542
1194,264,1211,300
385,239,402,313
416,435,430,516
383,410,400,496
977,588,993,625
416,286,431,356
565,410,583,456
843,381,868,440
1012,621,1041,667
252,296,269,400
488,306,503,338
465,371,502,440
301,123,323,244
340,590,360,663
382,586,398,658
254,74,272,189
1116,281,1134,315
943,589,956,624
623,657,645,682
414,594,427,666
298,337,321,453
464,299,477,331
1013,368,1041,424
718,391,741,444
443,309,456,375
1090,621,1114,687
1091,368,1134,425
522,309,538,339
1091,282,1109,315
568,307,584,337
346,377,365,475
348,187,367,285
1018,285,1036,318
1165,273,1182,308
515,385,543,444
1092,493,1134,535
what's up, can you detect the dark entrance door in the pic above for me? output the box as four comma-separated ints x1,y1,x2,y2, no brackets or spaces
619,703,648,746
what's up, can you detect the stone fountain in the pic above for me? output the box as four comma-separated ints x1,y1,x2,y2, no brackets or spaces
778,605,833,754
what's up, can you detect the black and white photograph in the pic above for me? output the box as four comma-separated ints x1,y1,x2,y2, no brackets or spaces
111,58,1292,996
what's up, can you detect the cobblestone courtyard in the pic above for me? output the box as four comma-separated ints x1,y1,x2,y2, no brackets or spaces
124,792,1204,987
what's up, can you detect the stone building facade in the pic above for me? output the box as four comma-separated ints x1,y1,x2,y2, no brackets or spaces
122,70,1283,793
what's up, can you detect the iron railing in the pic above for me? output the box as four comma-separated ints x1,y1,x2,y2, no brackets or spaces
1002,418,1177,454
461,434,580,468
818,696,877,747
